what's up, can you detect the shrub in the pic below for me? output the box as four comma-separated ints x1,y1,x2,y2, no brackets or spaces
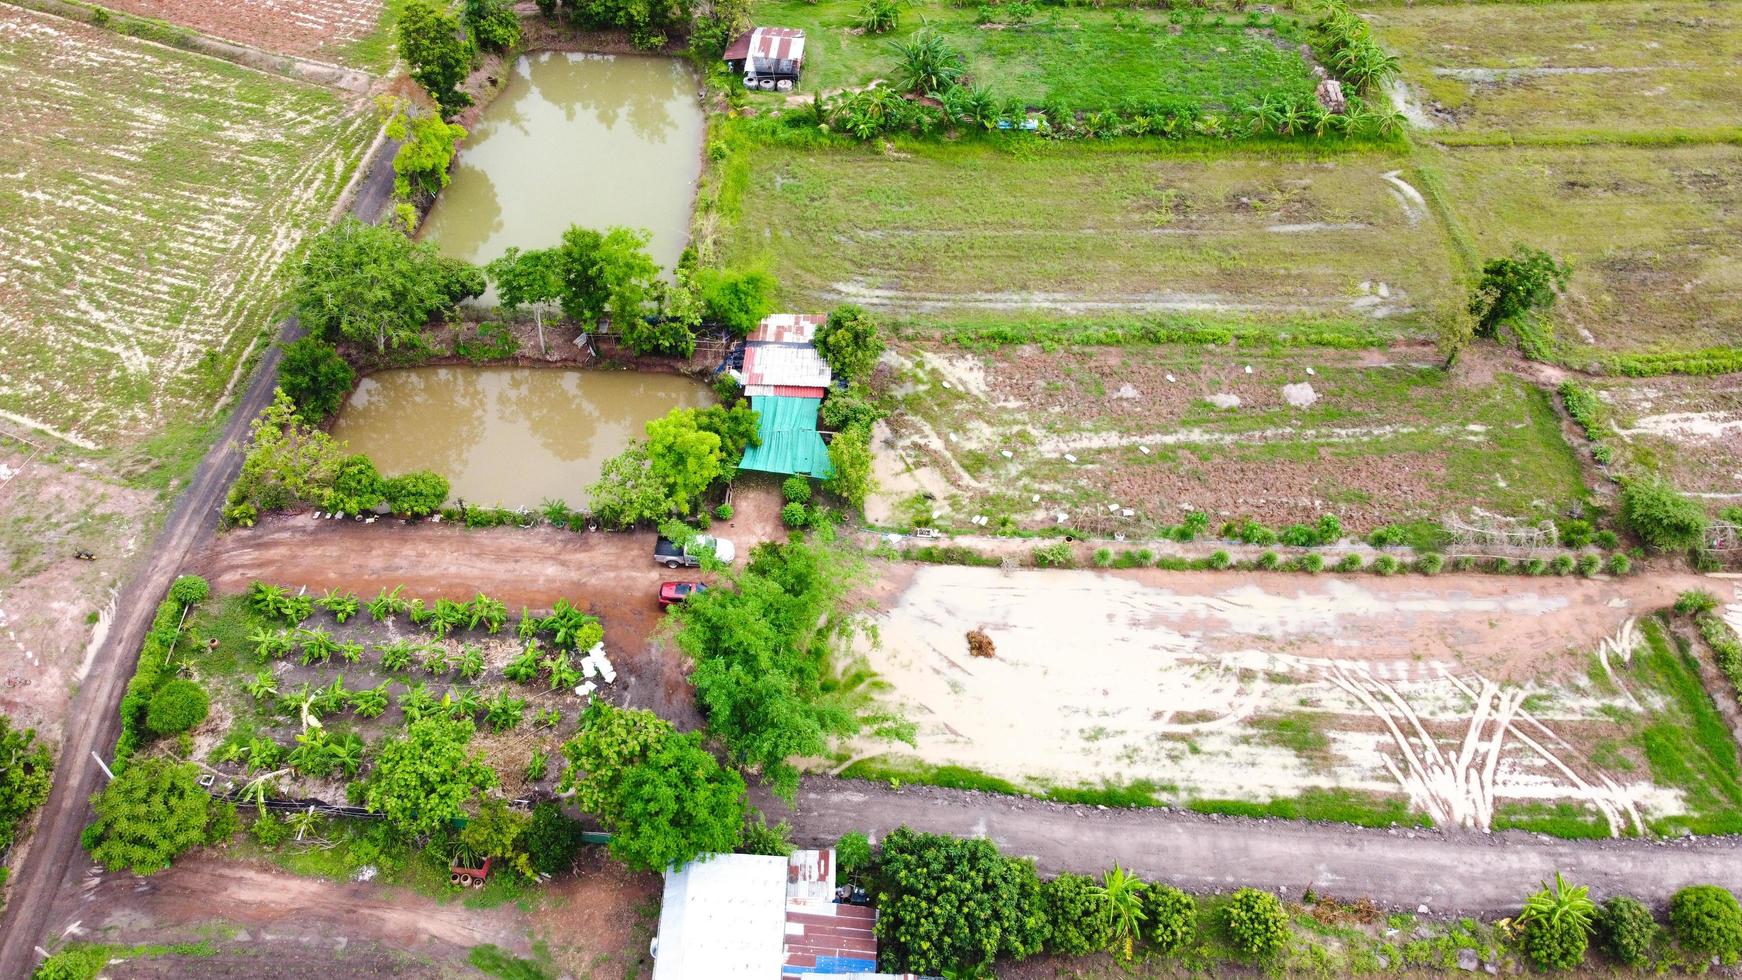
1551,554,1575,576
85,758,224,874
1620,479,1708,552
1518,872,1595,971
1525,558,1547,576
781,502,809,529
1092,547,1113,568
1607,553,1631,576
1296,553,1324,573
1224,887,1289,958
815,305,885,386
167,575,209,606
1471,245,1571,336
1257,551,1281,570
1206,550,1232,570
1032,541,1075,568
1371,555,1400,576
1147,884,1197,955
739,811,795,856
1597,896,1656,966
835,830,872,878
699,269,776,337
872,828,1047,974
857,0,899,33
145,679,209,735
1676,589,1720,616
1367,525,1407,547
1417,553,1444,575
1576,554,1602,577
782,474,813,504
1335,554,1363,573
1671,885,1742,958
1595,530,1619,549
714,503,733,520
385,470,450,516
1556,519,1594,549
277,337,355,423
1041,872,1112,956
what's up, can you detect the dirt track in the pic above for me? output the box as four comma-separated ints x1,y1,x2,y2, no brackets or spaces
761,777,1742,915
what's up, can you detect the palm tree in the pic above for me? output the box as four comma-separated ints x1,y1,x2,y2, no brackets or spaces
889,30,966,95
1092,865,1149,959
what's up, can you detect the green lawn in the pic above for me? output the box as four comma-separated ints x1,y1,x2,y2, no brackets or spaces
718,137,1457,331
1428,141,1742,359
742,0,1319,110
0,6,372,448
1365,0,1742,141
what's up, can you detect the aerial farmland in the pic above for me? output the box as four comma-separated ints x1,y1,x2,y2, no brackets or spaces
0,0,1740,977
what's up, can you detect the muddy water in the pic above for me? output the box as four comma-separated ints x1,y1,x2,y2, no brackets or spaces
330,367,708,508
418,52,703,274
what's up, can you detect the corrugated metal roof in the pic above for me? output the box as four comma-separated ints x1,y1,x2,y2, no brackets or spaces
750,313,826,344
743,344,832,389
745,384,829,399
740,396,833,478
655,855,788,980
723,27,807,64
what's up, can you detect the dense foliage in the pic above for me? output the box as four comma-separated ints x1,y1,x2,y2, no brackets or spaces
363,715,496,839
399,0,477,115
382,97,468,200
1224,887,1289,958
1670,885,1742,958
463,0,522,51
522,801,583,875
1041,872,1112,955
536,0,694,50
1620,478,1708,551
560,702,744,871
814,305,885,386
115,581,206,766
872,827,1048,975
276,337,354,423
144,679,209,736
289,217,482,354
699,268,775,337
84,758,230,874
1470,245,1571,337
0,715,53,855
1516,873,1595,971
671,538,908,799
1146,884,1198,954
1309,0,1400,93
1596,895,1656,966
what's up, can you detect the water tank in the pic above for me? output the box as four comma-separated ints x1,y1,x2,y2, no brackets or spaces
742,73,757,88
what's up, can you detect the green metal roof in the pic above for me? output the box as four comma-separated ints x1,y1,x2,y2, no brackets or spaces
738,395,833,478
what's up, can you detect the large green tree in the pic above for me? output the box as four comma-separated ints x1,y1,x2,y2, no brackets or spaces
585,442,671,529
873,827,1049,975
363,716,496,839
1470,245,1571,335
596,227,662,341
0,714,52,854
815,305,885,385
463,0,522,50
382,97,468,199
399,0,477,116
560,703,744,871
646,408,723,514
225,389,348,525
289,217,483,354
84,758,227,874
672,538,910,799
486,246,562,353
276,337,355,423
700,268,775,337
548,0,694,50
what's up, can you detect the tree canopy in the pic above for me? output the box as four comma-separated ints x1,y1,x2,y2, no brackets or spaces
363,715,496,839
560,702,744,871
540,0,696,50
700,268,776,337
671,538,910,799
399,0,477,116
646,408,723,514
289,217,482,354
382,96,468,200
815,305,885,385
872,827,1049,975
0,714,52,854
276,337,355,423
84,758,227,875
1470,245,1571,335
1620,478,1708,552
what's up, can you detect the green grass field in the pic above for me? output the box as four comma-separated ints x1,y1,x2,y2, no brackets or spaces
1428,141,1742,359
742,0,1319,110
1365,0,1742,141
0,6,372,448
718,137,1457,331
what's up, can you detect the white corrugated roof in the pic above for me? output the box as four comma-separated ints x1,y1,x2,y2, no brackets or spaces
654,854,788,980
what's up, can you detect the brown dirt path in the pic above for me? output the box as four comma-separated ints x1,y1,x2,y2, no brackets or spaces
759,777,1742,916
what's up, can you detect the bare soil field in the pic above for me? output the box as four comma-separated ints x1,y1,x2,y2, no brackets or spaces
1589,374,1742,509
1367,0,1742,138
97,0,392,69
1429,141,1742,358
866,343,1586,535
719,141,1457,330
0,5,373,447
848,564,1734,835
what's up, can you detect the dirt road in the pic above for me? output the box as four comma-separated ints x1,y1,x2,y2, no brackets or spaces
761,778,1742,915
0,137,399,979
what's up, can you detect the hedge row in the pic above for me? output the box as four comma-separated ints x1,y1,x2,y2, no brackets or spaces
114,576,209,770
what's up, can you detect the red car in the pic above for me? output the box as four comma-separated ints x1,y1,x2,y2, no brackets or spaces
659,582,706,608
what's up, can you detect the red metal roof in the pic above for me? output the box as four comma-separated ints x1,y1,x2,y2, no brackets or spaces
745,384,829,399
723,27,806,64
749,313,826,344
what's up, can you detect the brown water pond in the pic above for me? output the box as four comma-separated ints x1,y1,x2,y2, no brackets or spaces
329,367,709,508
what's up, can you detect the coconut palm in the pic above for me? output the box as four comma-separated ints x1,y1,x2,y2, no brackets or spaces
889,30,966,95
1092,865,1149,959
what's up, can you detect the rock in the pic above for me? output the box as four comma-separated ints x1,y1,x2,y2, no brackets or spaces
1484,962,1498,975
1417,904,1430,914
1208,393,1241,409
1113,383,1140,399
1375,954,1391,969
1458,949,1479,971
1282,382,1318,408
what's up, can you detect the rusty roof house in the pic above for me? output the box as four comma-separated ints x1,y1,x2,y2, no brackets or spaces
725,27,806,91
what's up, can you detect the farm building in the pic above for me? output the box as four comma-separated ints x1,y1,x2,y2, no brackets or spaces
724,27,807,90
652,848,896,979
735,313,835,478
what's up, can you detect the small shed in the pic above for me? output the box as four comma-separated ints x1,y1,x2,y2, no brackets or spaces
740,395,834,479
725,27,807,90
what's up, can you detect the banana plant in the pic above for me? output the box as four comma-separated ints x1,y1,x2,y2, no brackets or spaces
311,676,350,716
456,646,486,681
422,645,452,676
249,627,294,662
367,584,408,622
485,691,526,732
504,641,541,683
297,627,339,666
516,607,542,641
466,593,507,633
541,650,580,692
244,669,279,702
525,748,548,782
379,639,418,673
348,682,390,719
280,684,324,731
317,588,360,623
398,682,437,722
